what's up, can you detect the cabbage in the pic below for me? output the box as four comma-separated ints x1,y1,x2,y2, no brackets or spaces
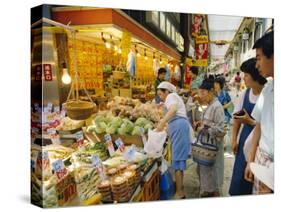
144,123,153,133
95,115,105,124
132,126,142,136
111,117,123,128
98,122,107,131
117,127,127,135
106,125,117,134
135,117,150,127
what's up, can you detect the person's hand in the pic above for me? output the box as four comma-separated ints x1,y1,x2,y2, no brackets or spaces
232,140,238,155
156,119,166,132
233,109,254,125
193,121,202,132
244,162,254,182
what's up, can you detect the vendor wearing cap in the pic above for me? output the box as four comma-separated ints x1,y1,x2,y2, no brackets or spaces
156,81,192,199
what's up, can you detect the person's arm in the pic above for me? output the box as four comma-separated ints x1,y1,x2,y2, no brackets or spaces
231,118,241,155
156,104,177,131
244,123,261,182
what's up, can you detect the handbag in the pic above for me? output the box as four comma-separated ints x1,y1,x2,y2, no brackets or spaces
191,126,218,167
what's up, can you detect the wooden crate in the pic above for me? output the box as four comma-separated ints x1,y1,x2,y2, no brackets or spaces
143,170,160,201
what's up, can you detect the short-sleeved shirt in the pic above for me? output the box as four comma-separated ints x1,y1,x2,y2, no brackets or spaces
234,88,260,113
165,93,187,118
251,79,274,158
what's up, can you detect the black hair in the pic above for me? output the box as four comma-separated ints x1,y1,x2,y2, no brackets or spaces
158,88,170,93
240,58,267,85
208,74,215,80
199,78,214,91
253,30,274,59
214,77,225,89
158,68,167,76
190,66,199,75
236,71,240,75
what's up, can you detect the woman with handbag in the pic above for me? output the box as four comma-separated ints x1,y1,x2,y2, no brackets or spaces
229,58,267,195
156,81,192,199
195,79,225,197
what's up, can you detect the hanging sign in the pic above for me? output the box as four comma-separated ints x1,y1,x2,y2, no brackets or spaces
35,65,42,81
115,138,126,153
43,64,53,81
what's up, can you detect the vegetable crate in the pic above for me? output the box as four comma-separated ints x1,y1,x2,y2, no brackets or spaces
143,170,160,201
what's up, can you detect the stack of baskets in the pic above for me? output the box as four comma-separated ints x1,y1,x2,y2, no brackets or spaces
122,170,136,195
97,180,112,202
111,176,130,202
127,164,142,184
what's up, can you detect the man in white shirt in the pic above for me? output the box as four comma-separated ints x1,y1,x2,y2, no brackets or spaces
244,30,274,194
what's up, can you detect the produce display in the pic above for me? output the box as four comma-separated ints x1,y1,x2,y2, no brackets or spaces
56,117,85,131
74,167,100,201
86,112,154,136
72,141,109,164
106,96,164,123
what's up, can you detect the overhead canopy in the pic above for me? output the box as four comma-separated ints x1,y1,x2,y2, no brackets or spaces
208,15,243,63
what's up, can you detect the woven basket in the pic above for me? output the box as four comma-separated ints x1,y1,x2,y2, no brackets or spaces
64,100,97,120
113,71,126,80
191,127,218,167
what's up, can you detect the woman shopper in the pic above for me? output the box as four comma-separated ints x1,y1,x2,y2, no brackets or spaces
214,77,233,124
156,81,192,199
229,58,267,195
195,79,225,197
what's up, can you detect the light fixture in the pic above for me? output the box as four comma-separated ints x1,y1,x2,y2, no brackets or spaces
135,45,141,57
118,48,122,54
153,52,156,62
61,62,71,85
114,45,118,51
180,63,183,66
144,48,148,60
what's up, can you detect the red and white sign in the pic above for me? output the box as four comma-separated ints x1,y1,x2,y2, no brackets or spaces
35,65,42,81
43,64,53,81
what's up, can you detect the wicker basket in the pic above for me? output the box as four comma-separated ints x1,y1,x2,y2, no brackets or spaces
191,128,218,167
64,100,97,120
113,71,126,80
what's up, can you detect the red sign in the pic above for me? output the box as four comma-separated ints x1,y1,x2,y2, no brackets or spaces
43,64,53,81
35,65,42,81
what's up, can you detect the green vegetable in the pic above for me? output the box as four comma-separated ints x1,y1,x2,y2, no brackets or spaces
94,115,105,124
94,126,104,134
144,123,153,133
111,117,123,128
87,126,95,133
105,111,114,123
132,126,142,136
106,125,117,134
135,117,150,127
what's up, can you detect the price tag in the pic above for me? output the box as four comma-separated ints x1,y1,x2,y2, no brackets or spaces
47,102,53,112
61,105,66,118
47,128,60,144
115,138,125,153
104,134,115,157
124,144,136,161
75,131,84,147
54,106,60,112
52,159,68,180
91,155,106,180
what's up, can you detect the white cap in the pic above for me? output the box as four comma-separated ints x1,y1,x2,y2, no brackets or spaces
250,162,274,191
157,81,177,93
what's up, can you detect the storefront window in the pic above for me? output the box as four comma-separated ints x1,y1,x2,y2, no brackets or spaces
166,19,171,37
151,11,159,27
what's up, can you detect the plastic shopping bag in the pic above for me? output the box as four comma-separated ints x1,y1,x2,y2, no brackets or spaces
144,129,167,158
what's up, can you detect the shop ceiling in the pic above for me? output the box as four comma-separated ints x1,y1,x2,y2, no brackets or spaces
208,15,243,62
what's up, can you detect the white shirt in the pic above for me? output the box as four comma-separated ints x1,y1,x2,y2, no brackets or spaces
234,88,260,113
165,93,187,118
251,79,274,158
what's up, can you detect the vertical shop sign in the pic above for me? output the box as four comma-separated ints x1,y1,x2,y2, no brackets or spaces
43,64,53,81
35,65,42,81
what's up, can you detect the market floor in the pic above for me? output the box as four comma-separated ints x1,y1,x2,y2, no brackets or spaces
182,152,235,198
